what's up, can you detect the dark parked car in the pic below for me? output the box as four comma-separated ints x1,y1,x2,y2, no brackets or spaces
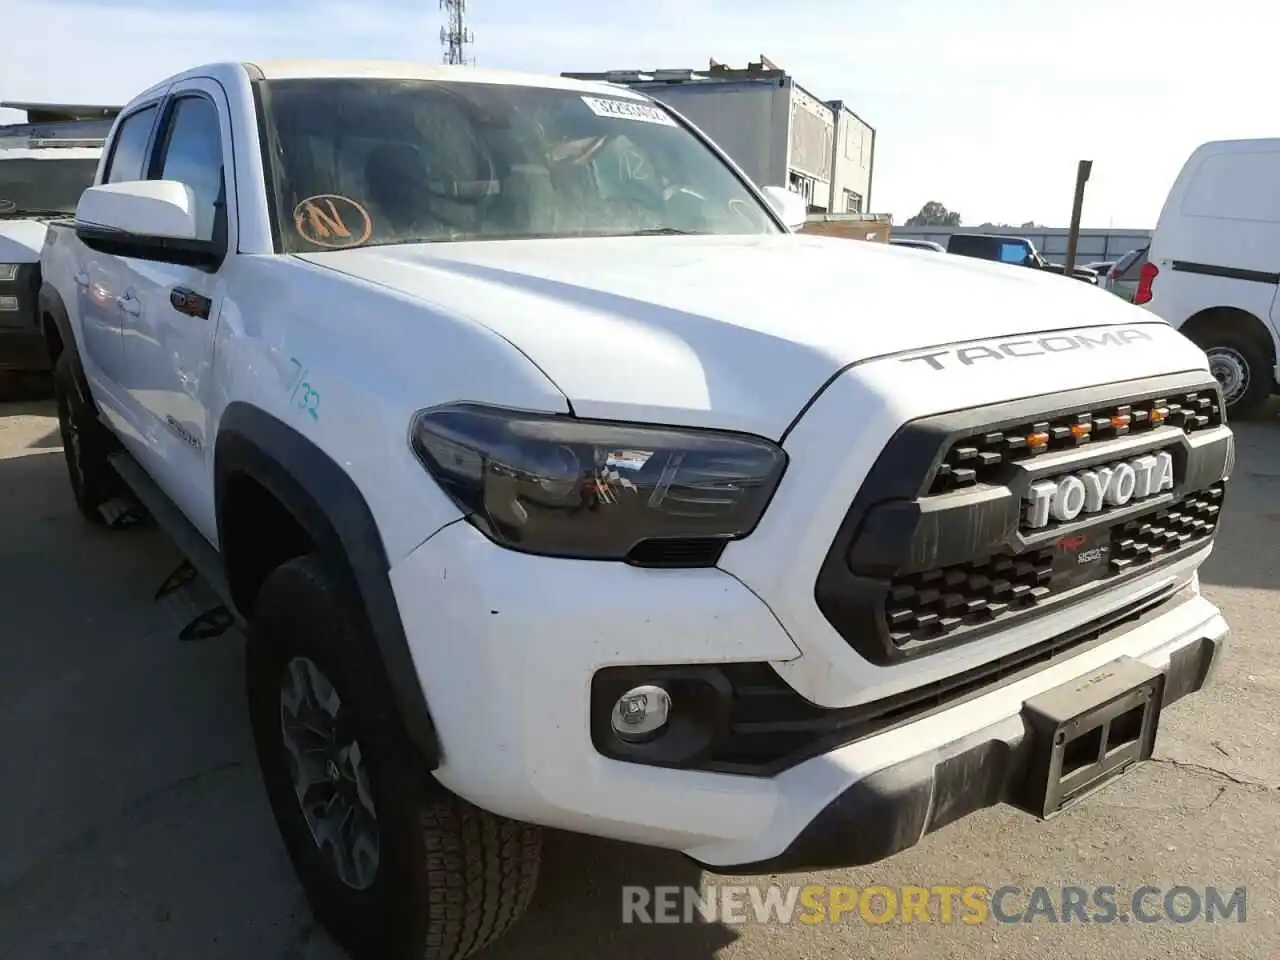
946,233,1098,284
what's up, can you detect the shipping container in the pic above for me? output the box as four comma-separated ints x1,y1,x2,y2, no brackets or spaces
563,61,875,215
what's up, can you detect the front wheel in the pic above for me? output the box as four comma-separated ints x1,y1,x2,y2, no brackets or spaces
1189,329,1272,420
246,555,542,960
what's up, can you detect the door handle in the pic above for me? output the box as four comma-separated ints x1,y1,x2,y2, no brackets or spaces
116,293,142,317
73,272,89,287
170,286,211,320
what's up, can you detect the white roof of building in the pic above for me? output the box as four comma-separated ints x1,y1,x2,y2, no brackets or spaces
0,146,101,161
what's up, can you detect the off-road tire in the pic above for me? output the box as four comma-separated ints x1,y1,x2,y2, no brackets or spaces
246,554,542,960
1187,327,1272,420
52,352,120,525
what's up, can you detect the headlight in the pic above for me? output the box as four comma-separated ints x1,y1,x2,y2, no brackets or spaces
0,264,18,282
410,403,787,562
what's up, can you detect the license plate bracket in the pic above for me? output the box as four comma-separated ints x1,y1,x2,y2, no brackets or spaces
1018,656,1163,819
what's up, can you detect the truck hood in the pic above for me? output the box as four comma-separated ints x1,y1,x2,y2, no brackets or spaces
0,220,49,263
299,233,1174,438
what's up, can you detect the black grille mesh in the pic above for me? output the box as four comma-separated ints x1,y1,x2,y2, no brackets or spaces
885,553,1054,647
884,483,1224,649
1110,486,1224,572
931,389,1223,495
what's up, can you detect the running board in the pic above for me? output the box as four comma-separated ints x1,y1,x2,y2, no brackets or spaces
106,450,241,625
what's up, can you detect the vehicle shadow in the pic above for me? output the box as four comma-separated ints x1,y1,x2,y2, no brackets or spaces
477,831,738,960
1196,413,1280,592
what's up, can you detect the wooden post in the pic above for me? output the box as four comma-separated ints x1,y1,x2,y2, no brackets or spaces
1064,160,1093,275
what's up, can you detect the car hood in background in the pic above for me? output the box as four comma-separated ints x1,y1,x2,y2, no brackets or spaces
0,220,50,262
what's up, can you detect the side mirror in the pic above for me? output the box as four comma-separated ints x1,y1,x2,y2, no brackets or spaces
75,180,223,270
760,185,809,231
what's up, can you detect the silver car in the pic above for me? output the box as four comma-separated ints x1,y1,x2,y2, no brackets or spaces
889,238,945,252
1101,247,1149,302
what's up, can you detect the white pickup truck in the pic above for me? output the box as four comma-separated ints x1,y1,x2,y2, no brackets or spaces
39,60,1234,959
0,103,113,382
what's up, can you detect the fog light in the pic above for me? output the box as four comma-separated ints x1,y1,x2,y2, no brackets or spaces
0,296,17,312
610,685,671,742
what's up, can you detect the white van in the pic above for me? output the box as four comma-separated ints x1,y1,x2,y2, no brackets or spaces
1140,137,1280,418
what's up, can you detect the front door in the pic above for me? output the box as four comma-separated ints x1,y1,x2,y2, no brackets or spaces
117,81,233,543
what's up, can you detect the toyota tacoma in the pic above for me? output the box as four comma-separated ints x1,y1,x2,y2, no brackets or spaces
39,60,1233,959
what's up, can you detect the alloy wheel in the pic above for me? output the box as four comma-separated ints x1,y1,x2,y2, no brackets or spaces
279,656,381,890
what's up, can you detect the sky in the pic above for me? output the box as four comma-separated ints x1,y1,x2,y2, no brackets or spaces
1,0,1274,228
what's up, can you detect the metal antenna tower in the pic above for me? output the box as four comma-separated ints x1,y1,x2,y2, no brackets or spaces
440,0,475,65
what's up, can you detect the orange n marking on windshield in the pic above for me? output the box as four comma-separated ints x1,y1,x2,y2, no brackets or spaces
292,194,373,248
297,198,350,240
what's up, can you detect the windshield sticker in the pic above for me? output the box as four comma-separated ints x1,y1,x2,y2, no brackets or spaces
580,96,677,127
292,194,373,248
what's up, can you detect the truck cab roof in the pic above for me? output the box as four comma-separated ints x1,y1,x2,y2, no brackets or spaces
119,60,649,113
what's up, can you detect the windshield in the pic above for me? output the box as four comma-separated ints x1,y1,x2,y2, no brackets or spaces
0,157,99,216
255,78,780,253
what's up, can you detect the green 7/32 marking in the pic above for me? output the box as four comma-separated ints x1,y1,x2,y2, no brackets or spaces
287,357,320,421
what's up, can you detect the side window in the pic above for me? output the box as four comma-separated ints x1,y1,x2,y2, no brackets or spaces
103,106,158,184
153,96,225,243
999,242,1028,263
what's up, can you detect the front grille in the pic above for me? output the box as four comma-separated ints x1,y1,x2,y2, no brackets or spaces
883,483,1224,650
0,262,39,330
814,373,1232,667
931,388,1223,494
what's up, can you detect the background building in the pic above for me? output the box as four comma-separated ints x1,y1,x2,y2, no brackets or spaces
827,100,875,213
563,57,875,214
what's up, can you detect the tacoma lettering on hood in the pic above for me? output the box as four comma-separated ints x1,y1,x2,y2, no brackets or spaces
900,328,1155,372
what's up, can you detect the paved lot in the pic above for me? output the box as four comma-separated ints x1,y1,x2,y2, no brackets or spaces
0,398,1275,959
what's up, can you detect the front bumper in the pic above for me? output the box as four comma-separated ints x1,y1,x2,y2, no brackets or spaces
390,519,1226,870
0,262,48,373
708,605,1221,873
0,326,51,373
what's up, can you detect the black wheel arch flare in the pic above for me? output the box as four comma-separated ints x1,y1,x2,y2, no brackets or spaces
214,402,442,771
37,282,83,383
